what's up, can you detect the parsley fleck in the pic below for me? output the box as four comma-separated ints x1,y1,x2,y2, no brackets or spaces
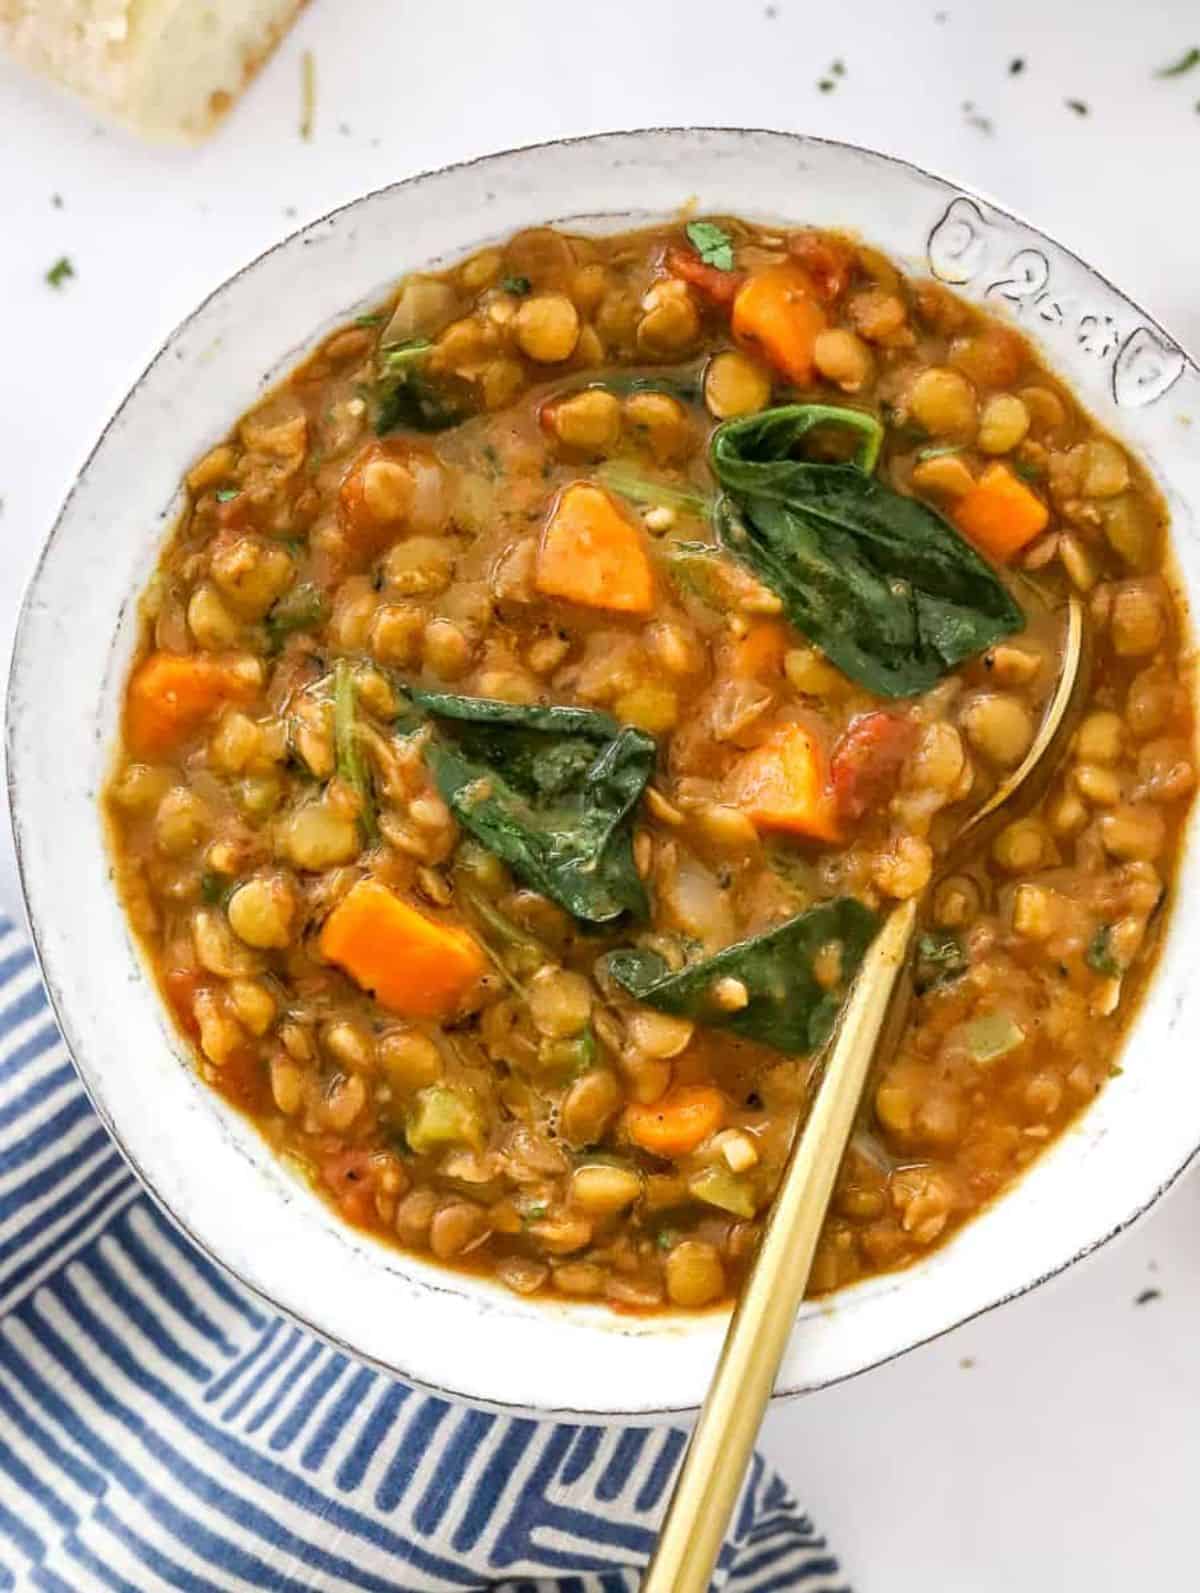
818,77,835,93
501,274,532,296
685,220,735,271
523,1202,549,1224
1155,47,1200,78
45,257,74,289
963,100,995,134
1135,1287,1162,1305
831,58,846,76
51,193,64,209
355,313,384,327
1065,97,1089,115
199,872,227,904
1009,57,1025,74
656,1229,678,1252
215,488,239,502
1013,457,1044,482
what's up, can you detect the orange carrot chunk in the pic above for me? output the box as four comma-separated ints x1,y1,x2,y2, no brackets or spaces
624,1085,726,1158
732,262,827,384
125,651,257,758
319,879,486,1018
535,482,654,614
726,724,841,843
954,462,1049,562
730,620,789,680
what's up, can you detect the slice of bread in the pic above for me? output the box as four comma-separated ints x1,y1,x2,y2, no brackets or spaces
0,0,308,142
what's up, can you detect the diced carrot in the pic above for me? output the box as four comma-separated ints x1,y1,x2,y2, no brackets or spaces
726,724,840,843
787,230,855,304
732,263,827,384
730,620,789,680
830,711,916,824
319,879,486,1018
125,651,258,758
954,463,1049,562
664,246,746,305
624,1085,726,1158
535,482,654,614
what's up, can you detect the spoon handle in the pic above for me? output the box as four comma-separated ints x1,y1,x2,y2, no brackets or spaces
642,898,920,1593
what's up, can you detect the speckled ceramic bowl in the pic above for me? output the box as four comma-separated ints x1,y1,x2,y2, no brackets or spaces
8,129,1200,1419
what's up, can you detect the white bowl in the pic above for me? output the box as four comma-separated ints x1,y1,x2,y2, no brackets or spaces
9,129,1200,1420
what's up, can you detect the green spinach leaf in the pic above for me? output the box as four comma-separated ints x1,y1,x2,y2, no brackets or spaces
914,930,969,993
710,404,1024,696
413,692,656,924
1086,924,1122,977
604,897,879,1054
685,221,735,271
373,339,475,434
265,583,327,650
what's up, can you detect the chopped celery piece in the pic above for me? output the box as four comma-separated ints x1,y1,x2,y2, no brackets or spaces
405,1085,482,1155
963,1010,1025,1063
688,1164,757,1219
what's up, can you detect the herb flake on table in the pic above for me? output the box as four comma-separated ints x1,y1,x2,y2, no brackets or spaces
45,256,74,289
1155,47,1200,77
685,221,735,272
1065,98,1089,115
1009,57,1025,75
1134,1287,1162,1305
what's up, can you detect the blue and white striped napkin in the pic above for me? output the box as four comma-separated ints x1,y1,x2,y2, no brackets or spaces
0,912,849,1591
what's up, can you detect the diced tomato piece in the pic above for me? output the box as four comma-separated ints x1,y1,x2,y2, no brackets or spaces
787,230,855,304
830,711,916,823
664,246,746,305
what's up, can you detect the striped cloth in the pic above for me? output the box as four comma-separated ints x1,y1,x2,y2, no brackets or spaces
0,913,849,1592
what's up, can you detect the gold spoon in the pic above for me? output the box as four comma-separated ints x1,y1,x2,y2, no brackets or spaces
643,594,1088,1592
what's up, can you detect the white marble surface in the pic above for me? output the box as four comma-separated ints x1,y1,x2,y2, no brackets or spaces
2,2,1198,1586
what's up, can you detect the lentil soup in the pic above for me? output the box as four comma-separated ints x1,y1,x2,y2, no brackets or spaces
105,218,1195,1313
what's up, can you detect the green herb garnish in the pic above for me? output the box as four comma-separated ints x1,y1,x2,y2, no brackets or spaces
1086,924,1122,978
1013,457,1044,483
214,488,240,502
1065,98,1089,115
915,931,969,993
46,257,74,289
709,404,1024,697
685,221,735,272
916,443,965,462
200,872,228,905
265,583,327,651
1156,47,1200,77
414,692,655,925
501,274,532,295
355,313,384,327
605,898,879,1055
333,659,377,840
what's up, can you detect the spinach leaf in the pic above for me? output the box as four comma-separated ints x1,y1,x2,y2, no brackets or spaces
711,404,1024,696
373,339,474,434
265,582,327,650
413,692,656,924
914,930,969,993
596,464,712,519
685,220,735,271
1086,924,1122,977
604,897,879,1054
